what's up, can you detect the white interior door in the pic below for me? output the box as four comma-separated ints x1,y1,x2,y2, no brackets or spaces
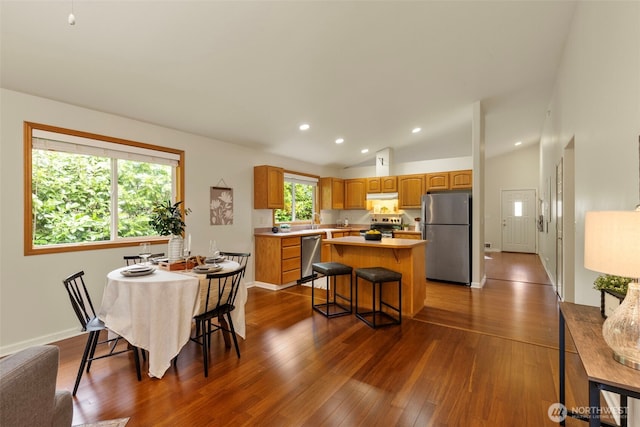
501,189,537,253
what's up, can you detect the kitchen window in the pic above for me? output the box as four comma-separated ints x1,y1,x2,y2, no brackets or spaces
275,172,318,224
24,122,184,255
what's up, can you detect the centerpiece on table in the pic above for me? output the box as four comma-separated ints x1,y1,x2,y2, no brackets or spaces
149,200,191,262
593,274,632,318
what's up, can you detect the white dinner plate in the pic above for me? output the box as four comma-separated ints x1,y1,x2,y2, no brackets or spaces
121,267,156,277
193,265,223,274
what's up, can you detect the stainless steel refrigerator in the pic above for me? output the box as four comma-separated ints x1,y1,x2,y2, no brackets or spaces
421,192,471,285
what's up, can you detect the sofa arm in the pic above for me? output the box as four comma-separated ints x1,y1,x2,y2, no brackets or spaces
0,345,73,427
53,390,74,427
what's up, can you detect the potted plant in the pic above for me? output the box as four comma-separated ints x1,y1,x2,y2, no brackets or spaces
593,274,632,318
150,200,190,262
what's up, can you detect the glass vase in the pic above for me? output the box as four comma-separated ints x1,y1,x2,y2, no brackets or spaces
602,282,640,370
168,235,184,263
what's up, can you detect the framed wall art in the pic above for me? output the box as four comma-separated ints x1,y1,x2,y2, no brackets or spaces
210,186,233,225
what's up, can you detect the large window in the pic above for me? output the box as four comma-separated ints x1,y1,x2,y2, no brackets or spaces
275,173,317,223
24,122,184,255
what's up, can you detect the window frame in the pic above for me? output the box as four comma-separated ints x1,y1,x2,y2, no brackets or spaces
23,121,185,255
273,171,319,225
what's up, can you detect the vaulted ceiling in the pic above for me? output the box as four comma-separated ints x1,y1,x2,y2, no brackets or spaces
1,1,577,168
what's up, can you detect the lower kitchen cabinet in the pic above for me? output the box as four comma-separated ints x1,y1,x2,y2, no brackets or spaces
255,235,301,285
393,231,422,240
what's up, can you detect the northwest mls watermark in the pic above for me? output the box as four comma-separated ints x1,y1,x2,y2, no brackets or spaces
548,403,627,422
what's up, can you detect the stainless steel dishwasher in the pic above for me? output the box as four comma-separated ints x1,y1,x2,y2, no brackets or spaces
299,234,321,283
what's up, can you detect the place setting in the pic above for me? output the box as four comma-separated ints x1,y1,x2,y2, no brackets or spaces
121,243,157,276
120,265,156,277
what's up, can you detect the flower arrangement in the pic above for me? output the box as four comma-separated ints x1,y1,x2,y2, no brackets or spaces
593,274,632,295
149,200,191,236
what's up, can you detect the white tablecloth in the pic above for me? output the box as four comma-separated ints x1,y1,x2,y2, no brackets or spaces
98,260,245,378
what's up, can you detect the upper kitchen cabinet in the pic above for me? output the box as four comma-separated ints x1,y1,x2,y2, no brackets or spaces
344,178,366,209
254,165,284,209
366,176,397,193
319,177,344,210
398,174,424,209
425,169,473,191
449,170,473,190
425,172,449,191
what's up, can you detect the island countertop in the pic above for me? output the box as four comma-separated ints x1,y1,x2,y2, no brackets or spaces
323,236,427,248
324,236,427,317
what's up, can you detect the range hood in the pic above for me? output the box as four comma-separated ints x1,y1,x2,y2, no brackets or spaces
366,192,399,200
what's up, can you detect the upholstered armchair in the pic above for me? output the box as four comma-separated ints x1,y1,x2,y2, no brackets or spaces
0,345,73,427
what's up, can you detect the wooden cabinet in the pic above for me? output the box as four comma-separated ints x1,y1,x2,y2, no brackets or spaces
344,179,366,209
366,177,381,193
319,177,344,210
398,174,424,209
425,170,472,191
281,236,301,284
254,165,284,209
255,235,301,285
425,172,449,191
393,231,422,240
366,176,397,193
449,170,472,190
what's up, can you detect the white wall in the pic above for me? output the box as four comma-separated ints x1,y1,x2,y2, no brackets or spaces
341,156,472,179
0,89,336,355
539,1,640,307
484,143,540,252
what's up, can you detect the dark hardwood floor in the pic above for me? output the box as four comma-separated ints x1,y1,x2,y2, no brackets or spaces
52,252,598,426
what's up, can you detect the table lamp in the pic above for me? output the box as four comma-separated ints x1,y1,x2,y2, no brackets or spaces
584,210,640,370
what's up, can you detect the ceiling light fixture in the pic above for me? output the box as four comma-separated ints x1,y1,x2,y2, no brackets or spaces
361,149,369,154
515,141,522,146
335,138,344,144
299,123,310,131
412,127,421,134
68,0,76,25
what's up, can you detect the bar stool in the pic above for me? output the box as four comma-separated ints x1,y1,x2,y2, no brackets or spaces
311,262,353,318
355,267,402,328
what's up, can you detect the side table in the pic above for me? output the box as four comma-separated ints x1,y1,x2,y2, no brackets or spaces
559,302,640,426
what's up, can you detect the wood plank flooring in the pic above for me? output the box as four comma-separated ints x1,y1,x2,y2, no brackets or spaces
51,252,598,426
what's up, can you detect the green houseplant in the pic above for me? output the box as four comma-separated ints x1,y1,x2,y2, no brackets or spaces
593,274,632,296
150,200,190,261
150,200,190,236
594,274,632,318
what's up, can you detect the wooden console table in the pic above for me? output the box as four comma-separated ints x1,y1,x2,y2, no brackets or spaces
559,302,640,426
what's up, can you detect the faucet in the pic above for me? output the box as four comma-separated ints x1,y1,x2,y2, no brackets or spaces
311,213,321,229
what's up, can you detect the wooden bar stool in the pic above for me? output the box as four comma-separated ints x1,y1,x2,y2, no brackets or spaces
355,267,402,328
311,262,353,318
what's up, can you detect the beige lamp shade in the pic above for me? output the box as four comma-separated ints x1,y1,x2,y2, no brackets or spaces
584,211,640,278
584,210,640,370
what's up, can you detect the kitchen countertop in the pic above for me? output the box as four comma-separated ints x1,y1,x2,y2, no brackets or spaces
254,228,360,237
324,236,426,248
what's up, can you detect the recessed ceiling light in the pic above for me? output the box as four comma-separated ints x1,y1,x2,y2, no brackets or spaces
361,148,369,154
412,127,422,134
335,138,344,144
515,141,522,146
299,123,310,131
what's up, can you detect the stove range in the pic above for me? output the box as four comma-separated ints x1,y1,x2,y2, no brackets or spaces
360,214,403,238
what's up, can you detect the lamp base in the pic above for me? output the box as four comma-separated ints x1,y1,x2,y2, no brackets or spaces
613,352,640,370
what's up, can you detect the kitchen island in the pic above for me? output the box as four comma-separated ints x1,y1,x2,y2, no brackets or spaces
323,236,427,318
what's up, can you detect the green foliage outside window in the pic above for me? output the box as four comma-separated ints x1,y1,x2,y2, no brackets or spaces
275,181,314,223
32,150,172,245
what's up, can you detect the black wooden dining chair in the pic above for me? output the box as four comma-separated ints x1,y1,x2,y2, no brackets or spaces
124,253,165,266
191,266,246,377
62,271,142,395
218,252,251,276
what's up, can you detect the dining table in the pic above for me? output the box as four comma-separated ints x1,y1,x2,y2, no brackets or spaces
98,259,244,378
